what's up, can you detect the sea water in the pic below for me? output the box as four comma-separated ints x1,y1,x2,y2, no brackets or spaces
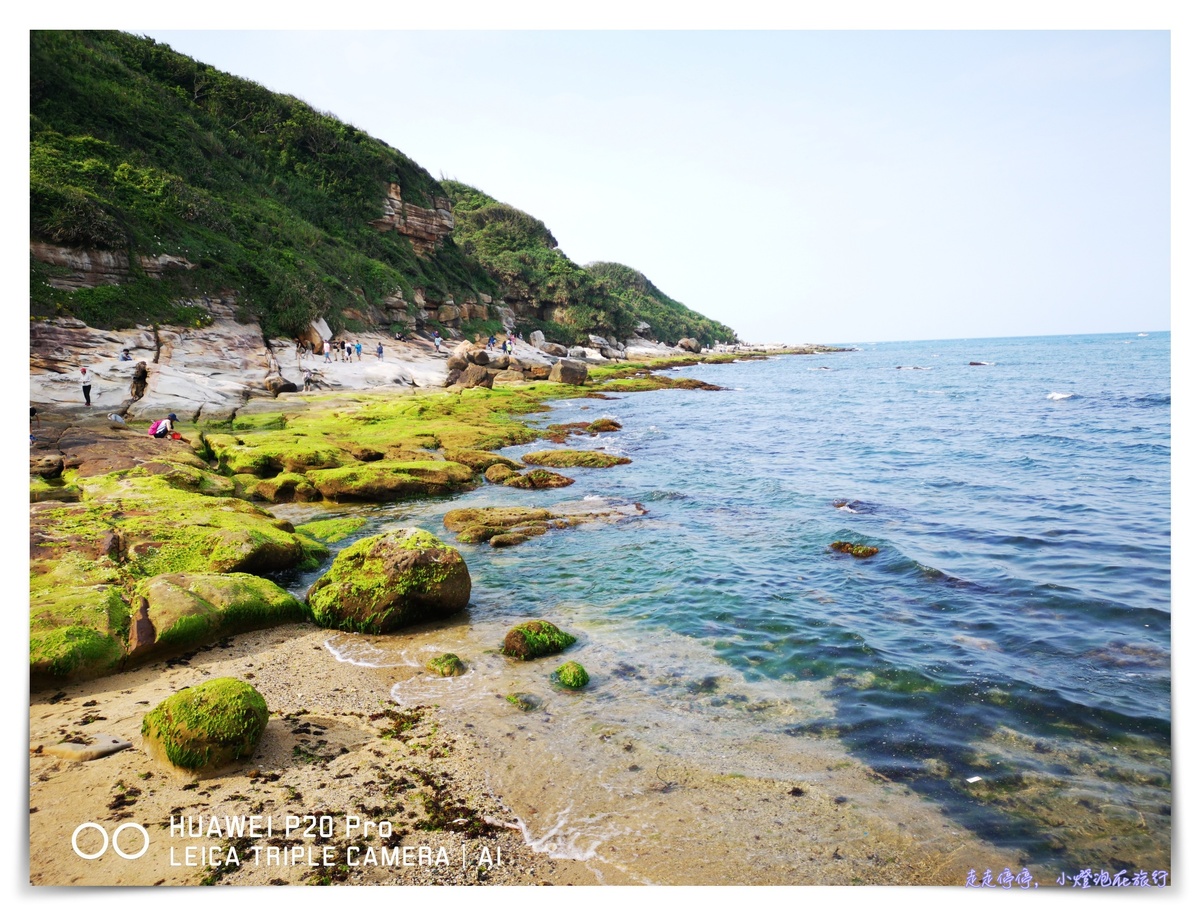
281,331,1171,881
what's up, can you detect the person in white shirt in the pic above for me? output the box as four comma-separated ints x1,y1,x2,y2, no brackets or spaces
79,366,94,406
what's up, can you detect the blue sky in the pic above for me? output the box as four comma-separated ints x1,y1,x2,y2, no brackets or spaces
134,28,1171,345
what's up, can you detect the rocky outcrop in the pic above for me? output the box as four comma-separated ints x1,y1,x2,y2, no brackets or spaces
442,498,645,548
127,572,308,661
141,677,268,772
677,337,702,354
29,242,197,290
305,460,474,502
368,183,454,256
306,528,471,634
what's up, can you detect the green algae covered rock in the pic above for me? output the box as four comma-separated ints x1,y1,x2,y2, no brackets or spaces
830,541,880,559
141,677,268,772
306,528,471,634
506,693,541,711
553,661,590,690
128,573,309,660
426,653,465,677
443,450,523,473
295,516,369,544
522,449,631,469
502,620,577,661
503,469,575,490
306,460,474,502
443,507,554,544
484,463,519,483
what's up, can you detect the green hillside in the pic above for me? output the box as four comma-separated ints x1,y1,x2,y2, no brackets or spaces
585,262,737,347
30,30,493,337
30,30,737,347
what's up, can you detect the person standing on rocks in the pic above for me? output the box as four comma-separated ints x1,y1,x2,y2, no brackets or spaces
323,339,332,364
79,366,94,406
355,341,362,361
377,342,384,360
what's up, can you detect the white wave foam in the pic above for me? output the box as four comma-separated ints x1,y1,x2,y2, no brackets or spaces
512,804,627,862
1047,392,1076,401
323,635,404,668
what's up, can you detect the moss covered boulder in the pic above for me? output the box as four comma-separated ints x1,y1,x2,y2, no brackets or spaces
307,528,471,633
128,573,309,660
553,661,590,690
141,678,268,772
522,449,631,469
502,620,577,660
426,653,465,677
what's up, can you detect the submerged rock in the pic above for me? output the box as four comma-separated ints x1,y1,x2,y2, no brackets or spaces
141,677,268,772
522,449,631,469
502,620,577,660
426,653,466,677
830,541,879,559
442,499,645,548
306,528,471,633
505,693,541,711
503,469,575,490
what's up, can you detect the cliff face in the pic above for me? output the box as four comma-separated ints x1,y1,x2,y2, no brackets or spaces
30,243,198,290
368,183,454,256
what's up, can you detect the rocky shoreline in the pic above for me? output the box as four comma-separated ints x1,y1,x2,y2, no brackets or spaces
29,327,1000,888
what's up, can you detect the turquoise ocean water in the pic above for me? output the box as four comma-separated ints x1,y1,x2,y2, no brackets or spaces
281,331,1171,877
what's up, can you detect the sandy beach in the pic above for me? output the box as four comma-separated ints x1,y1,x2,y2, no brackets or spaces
29,610,1012,887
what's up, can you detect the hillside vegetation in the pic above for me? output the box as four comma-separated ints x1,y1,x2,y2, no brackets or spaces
30,30,737,346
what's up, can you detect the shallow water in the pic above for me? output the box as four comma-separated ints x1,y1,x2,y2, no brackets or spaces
275,331,1171,883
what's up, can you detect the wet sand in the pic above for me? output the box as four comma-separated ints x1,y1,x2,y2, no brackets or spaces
28,618,1013,887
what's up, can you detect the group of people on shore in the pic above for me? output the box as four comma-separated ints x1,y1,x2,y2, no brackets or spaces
487,331,523,355
295,338,366,364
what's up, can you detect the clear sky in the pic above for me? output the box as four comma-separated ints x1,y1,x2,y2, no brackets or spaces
131,27,1170,345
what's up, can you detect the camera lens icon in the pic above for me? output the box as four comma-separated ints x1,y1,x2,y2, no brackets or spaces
71,822,150,860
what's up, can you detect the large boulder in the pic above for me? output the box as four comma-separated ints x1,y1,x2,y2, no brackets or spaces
306,528,471,633
458,363,494,389
539,342,569,357
678,337,703,354
549,359,589,385
529,330,545,347
141,677,268,772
